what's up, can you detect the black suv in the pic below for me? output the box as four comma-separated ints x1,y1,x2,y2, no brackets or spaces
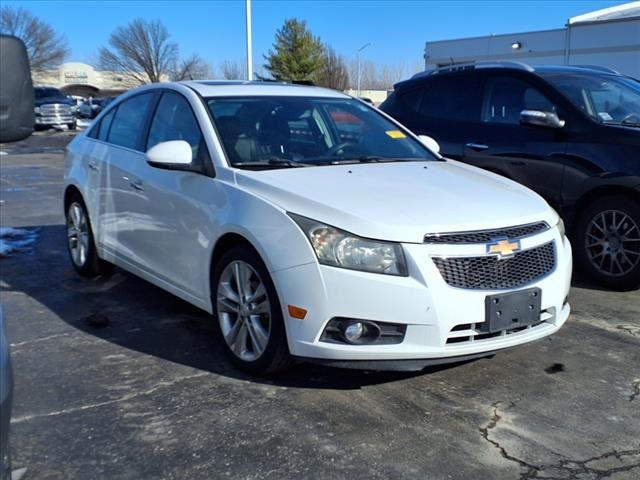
381,62,640,290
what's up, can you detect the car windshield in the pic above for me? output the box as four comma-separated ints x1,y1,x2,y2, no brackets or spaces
542,72,640,126
35,88,62,99
206,96,437,168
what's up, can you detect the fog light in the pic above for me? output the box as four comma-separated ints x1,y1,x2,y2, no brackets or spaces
344,322,364,342
320,317,405,345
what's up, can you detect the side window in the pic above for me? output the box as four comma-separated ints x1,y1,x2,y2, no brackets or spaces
397,87,424,113
147,92,202,160
482,76,556,125
97,108,116,141
107,93,155,150
419,74,479,122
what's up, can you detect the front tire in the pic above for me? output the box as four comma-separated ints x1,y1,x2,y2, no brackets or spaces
574,195,640,290
212,246,291,374
66,194,111,277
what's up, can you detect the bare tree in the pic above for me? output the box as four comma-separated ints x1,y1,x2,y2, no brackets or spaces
316,45,349,91
220,60,245,80
99,19,178,84
171,54,213,81
0,6,69,70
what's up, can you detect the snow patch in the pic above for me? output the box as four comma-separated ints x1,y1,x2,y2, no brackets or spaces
0,227,38,257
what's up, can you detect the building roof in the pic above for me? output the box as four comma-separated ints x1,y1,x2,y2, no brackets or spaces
568,1,640,25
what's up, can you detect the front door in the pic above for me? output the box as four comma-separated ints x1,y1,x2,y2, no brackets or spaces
462,74,568,210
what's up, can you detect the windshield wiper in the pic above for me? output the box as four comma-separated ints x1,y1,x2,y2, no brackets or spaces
329,156,434,165
233,157,311,169
603,119,640,127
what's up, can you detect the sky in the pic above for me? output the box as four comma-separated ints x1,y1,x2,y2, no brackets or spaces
3,0,632,75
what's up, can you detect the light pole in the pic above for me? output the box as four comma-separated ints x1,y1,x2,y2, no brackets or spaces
246,0,253,80
357,42,371,97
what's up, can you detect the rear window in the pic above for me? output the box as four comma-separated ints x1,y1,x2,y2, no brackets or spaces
419,74,478,122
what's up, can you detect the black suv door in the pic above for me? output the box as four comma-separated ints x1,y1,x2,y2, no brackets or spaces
388,71,482,160
461,71,568,209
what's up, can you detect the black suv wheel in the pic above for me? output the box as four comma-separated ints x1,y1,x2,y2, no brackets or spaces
575,195,640,290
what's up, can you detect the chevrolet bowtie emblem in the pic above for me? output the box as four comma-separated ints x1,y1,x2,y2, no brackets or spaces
487,238,521,259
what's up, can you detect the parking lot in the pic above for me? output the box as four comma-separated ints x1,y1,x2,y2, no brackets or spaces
1,130,639,479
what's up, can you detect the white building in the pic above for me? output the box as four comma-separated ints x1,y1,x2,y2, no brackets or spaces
423,2,640,77
32,62,158,97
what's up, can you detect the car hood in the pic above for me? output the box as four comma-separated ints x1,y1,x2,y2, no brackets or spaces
35,97,73,107
235,160,557,243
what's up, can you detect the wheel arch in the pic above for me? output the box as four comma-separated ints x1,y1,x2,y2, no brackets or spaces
570,185,640,236
63,184,83,212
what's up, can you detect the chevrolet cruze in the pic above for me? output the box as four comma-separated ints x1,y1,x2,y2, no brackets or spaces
64,81,572,374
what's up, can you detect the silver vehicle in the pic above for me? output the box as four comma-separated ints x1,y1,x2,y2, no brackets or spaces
34,86,76,130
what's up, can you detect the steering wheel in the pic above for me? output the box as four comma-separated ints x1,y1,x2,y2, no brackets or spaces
326,142,356,156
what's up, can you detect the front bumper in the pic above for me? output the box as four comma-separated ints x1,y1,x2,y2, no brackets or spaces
35,115,75,126
274,229,572,364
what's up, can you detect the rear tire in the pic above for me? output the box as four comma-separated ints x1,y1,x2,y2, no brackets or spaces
68,122,77,130
574,195,640,290
212,246,291,375
65,194,112,277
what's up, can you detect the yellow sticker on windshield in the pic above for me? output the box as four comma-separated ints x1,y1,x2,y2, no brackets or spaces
385,130,406,139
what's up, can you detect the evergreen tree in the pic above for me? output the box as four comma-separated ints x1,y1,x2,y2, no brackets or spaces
263,19,324,82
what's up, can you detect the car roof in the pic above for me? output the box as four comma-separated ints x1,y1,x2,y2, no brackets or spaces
394,62,623,91
180,80,349,99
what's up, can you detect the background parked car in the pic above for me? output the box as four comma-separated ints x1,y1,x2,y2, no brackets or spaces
380,62,640,290
78,97,116,119
34,86,76,130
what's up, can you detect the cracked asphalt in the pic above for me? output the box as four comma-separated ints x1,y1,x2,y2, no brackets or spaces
1,131,639,480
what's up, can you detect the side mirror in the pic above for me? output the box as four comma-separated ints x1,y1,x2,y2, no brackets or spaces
146,140,193,170
520,110,565,129
418,135,440,154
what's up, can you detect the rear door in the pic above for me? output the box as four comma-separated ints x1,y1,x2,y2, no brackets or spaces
100,92,157,263
461,72,568,209
395,72,482,160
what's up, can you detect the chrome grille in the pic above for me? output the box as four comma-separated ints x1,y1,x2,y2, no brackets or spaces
40,103,73,116
424,222,549,244
432,242,555,290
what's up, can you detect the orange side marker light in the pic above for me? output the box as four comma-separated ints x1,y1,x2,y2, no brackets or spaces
288,305,308,320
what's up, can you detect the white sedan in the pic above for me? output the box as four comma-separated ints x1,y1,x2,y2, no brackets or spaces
64,81,572,374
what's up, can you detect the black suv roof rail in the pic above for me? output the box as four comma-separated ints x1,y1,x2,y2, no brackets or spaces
572,65,619,74
411,60,536,79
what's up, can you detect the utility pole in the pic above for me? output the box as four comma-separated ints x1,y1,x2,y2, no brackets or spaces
246,0,253,81
357,42,371,97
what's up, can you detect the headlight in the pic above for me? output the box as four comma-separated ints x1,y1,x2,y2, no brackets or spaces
34,106,40,114
557,217,566,238
552,209,566,237
289,213,408,276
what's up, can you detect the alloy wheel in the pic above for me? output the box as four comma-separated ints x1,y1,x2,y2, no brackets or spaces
67,202,90,267
217,260,271,362
585,209,640,277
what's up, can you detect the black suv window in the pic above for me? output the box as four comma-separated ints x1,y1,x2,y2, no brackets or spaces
482,76,556,125
107,93,155,150
418,74,478,122
147,92,202,160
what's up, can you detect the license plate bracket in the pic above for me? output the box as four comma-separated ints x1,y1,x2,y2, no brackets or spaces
483,288,542,333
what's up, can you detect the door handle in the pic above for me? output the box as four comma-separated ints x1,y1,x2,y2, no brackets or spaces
129,180,144,191
87,162,98,171
510,160,526,166
465,143,489,151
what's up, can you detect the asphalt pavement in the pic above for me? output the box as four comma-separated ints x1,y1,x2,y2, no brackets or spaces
0,130,638,480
